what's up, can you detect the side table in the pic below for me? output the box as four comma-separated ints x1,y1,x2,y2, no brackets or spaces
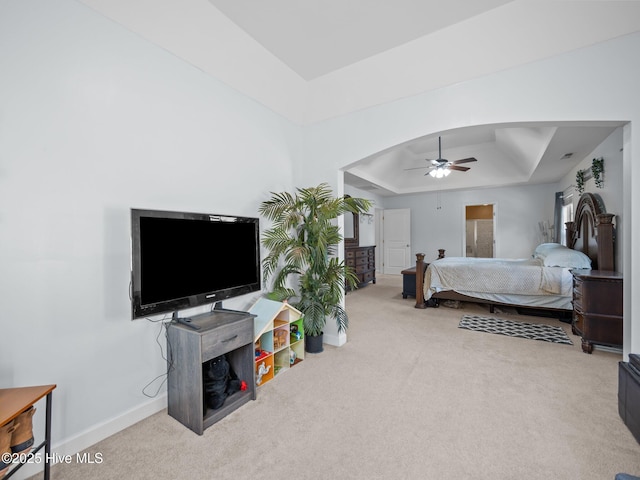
0,385,56,480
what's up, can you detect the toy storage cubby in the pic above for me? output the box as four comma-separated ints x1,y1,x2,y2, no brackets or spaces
249,297,304,387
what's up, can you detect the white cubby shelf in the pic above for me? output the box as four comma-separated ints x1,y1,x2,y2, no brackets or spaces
249,297,305,387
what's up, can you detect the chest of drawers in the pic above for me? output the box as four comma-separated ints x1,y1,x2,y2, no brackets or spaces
345,245,376,289
571,269,623,353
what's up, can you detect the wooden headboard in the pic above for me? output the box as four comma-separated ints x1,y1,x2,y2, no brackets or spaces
566,192,615,271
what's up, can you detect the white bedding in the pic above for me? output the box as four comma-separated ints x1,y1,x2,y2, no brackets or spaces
424,257,574,309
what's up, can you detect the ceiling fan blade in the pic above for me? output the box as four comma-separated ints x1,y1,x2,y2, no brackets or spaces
452,157,477,165
403,166,429,171
410,139,476,175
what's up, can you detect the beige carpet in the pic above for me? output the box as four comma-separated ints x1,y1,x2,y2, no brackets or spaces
35,275,640,479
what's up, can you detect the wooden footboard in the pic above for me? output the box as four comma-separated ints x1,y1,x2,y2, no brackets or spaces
415,250,446,308
414,253,472,308
415,253,426,309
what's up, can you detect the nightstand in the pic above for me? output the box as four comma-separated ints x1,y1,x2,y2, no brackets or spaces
571,269,623,353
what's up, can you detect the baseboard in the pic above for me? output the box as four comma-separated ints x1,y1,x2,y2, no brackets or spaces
12,394,167,479
323,331,347,347
57,393,167,456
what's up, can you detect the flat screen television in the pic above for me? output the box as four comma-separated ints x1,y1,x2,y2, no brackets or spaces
130,208,261,319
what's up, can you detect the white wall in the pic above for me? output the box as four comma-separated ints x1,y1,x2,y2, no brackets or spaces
382,183,557,262
76,0,310,124
0,0,300,471
557,127,625,271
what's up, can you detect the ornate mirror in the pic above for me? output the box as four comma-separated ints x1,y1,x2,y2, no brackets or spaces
344,195,359,247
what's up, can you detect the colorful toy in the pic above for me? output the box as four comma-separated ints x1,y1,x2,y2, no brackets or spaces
290,324,302,340
203,354,247,409
256,361,271,385
273,329,288,349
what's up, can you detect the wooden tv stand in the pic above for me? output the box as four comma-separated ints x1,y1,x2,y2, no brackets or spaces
167,309,256,435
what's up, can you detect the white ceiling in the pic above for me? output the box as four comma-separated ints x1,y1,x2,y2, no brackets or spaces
76,0,639,195
344,123,622,196
207,0,514,80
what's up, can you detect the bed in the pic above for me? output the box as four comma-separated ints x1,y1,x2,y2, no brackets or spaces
413,192,616,316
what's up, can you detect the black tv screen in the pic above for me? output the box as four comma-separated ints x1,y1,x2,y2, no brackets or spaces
131,209,260,319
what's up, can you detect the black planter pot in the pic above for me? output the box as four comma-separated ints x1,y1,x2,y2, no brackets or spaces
305,332,324,353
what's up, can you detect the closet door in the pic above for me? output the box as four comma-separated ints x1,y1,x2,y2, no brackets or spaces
382,208,411,274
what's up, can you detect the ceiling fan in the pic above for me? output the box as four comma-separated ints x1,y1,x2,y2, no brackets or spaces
405,136,478,178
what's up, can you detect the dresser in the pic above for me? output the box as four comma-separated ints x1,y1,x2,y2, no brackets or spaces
345,245,376,289
571,269,623,353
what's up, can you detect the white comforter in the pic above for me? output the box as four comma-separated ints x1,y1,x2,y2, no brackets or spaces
424,257,573,301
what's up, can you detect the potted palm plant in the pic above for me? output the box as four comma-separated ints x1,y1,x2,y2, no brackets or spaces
259,183,372,353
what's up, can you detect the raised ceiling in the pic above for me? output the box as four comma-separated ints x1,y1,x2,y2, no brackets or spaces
76,0,639,194
207,0,514,80
76,0,640,120
344,123,622,196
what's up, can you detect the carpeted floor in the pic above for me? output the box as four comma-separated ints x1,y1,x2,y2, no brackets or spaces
30,274,640,480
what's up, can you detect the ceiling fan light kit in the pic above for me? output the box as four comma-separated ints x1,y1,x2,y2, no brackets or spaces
429,167,451,178
406,136,478,179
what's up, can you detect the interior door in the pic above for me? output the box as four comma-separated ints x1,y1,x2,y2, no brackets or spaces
383,208,411,274
464,204,495,258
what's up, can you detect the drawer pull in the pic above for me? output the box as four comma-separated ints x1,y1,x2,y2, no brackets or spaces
222,335,238,343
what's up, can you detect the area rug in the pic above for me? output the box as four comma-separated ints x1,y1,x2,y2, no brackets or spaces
458,314,573,345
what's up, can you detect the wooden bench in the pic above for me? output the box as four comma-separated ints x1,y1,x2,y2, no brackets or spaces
401,263,428,299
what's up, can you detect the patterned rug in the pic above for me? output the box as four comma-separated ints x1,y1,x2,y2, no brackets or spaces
458,314,573,345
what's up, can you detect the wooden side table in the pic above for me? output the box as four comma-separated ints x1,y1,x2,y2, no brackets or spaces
571,269,623,353
0,384,56,480
167,310,256,435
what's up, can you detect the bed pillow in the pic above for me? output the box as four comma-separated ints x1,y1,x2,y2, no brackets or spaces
532,243,564,260
541,247,592,269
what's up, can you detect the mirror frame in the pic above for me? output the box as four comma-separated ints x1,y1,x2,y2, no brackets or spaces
344,195,359,247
